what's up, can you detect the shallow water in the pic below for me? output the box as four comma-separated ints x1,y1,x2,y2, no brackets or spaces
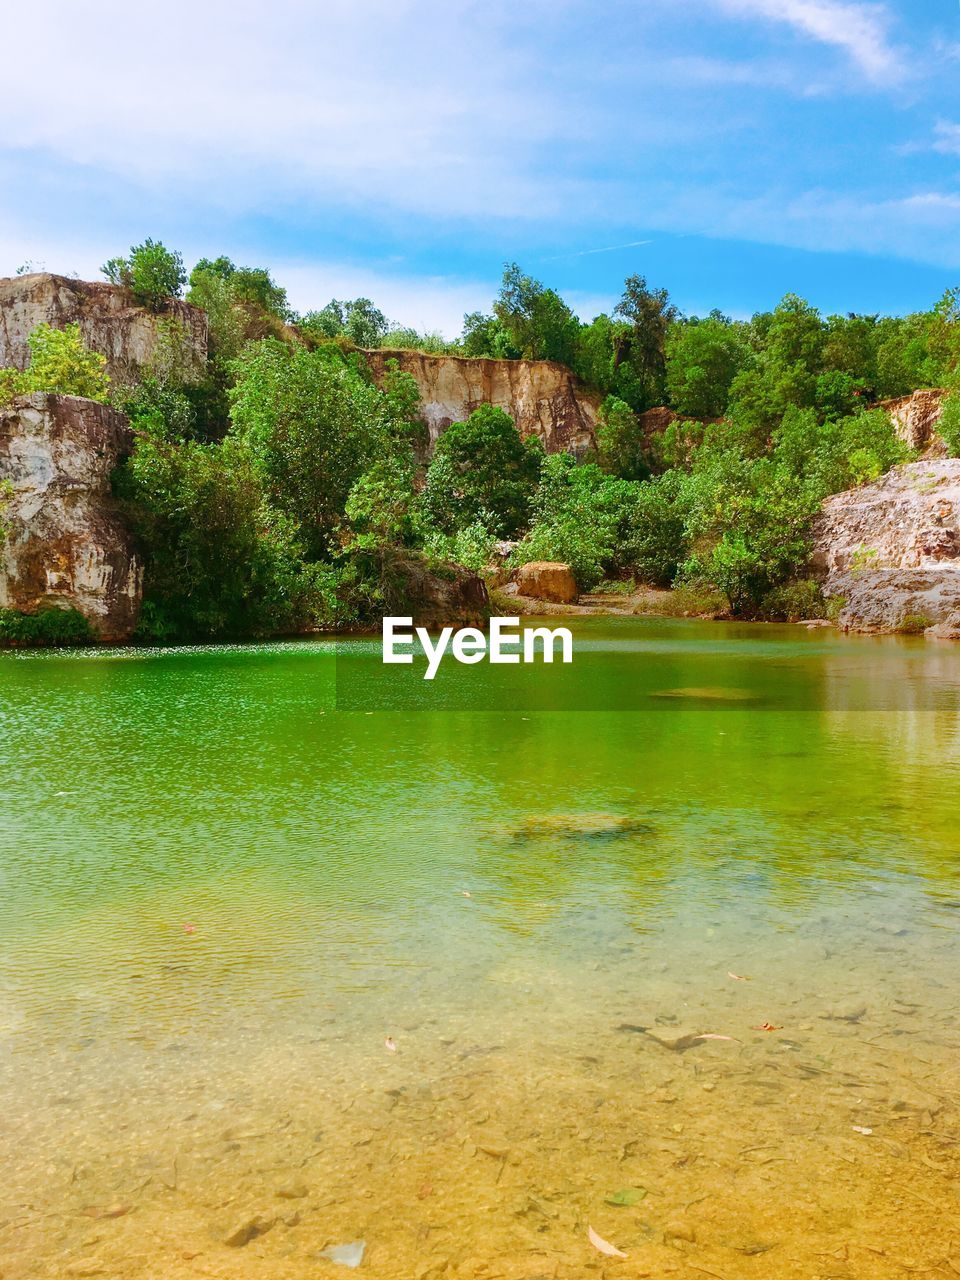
1,617,960,1278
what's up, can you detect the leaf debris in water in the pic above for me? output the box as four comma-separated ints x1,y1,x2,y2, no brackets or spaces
319,1239,366,1267
605,1186,646,1207
589,1224,627,1257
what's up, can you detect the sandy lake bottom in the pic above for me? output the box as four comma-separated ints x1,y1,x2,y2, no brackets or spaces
1,618,959,1279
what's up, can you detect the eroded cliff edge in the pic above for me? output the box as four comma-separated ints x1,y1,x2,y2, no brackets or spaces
363,348,599,454
0,394,141,640
0,273,208,384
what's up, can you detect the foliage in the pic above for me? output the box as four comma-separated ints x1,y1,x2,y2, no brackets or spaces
0,606,94,646
228,341,395,557
102,239,187,309
509,454,638,589
666,316,749,418
596,395,649,480
757,578,826,622
116,430,333,641
0,323,110,403
420,515,498,573
299,298,388,348
492,264,580,365
939,393,960,457
420,404,543,537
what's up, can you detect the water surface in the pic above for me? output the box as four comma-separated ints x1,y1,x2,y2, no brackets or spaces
1,618,959,1278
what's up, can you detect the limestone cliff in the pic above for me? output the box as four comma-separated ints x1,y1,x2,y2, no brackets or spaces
363,349,599,454
881,388,947,455
810,459,960,636
0,394,141,639
0,273,208,386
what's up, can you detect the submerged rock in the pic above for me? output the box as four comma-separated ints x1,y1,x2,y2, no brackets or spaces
513,813,653,842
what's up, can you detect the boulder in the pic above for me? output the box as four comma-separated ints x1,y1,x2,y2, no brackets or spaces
0,393,142,639
514,561,578,604
809,459,960,634
362,349,599,455
0,273,208,386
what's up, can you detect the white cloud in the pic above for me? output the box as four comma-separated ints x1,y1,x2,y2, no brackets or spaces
931,121,960,156
712,0,903,82
1,0,574,220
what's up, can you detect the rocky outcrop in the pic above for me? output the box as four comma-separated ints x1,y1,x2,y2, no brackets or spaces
389,553,489,628
0,274,208,386
810,460,960,635
363,349,599,454
514,561,578,604
0,394,141,639
882,389,947,455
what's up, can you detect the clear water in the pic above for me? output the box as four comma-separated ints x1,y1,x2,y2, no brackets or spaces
1,618,960,1278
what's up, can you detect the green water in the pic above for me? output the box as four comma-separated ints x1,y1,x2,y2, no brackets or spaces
1,617,959,1278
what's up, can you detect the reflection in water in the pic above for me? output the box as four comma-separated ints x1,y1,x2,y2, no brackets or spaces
0,619,959,1278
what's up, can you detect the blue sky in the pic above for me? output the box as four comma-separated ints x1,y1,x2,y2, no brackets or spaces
4,0,960,333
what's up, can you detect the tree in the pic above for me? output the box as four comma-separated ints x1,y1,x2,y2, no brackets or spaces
228,340,394,558
102,239,187,310
299,299,388,348
420,404,543,537
612,275,678,409
595,395,649,480
665,316,749,417
5,323,110,402
493,264,580,365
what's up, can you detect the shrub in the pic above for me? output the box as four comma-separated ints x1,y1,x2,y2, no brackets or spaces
420,405,543,537
0,606,94,646
2,323,110,402
896,613,931,635
758,578,826,621
102,239,187,309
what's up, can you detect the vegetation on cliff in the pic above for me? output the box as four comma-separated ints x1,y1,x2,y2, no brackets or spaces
4,237,960,638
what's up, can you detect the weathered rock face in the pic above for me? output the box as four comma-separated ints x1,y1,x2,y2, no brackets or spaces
515,561,579,604
810,459,960,635
0,394,142,639
363,349,599,454
0,274,208,385
882,388,947,455
390,554,489,629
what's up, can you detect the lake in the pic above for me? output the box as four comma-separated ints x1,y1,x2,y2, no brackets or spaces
1,617,959,1278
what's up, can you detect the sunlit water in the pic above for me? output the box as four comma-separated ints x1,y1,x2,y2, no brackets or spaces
1,618,960,1278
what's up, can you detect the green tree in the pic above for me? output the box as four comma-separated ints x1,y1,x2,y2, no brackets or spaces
228,341,393,557
493,264,580,365
612,275,678,409
420,404,543,537
102,239,187,310
665,316,749,417
595,395,649,479
5,323,110,402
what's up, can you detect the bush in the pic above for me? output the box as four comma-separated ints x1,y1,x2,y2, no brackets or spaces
420,404,543,537
1,323,110,403
102,239,187,310
0,606,94,646
758,578,826,621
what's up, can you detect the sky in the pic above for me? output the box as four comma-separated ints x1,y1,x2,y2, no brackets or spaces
4,0,960,334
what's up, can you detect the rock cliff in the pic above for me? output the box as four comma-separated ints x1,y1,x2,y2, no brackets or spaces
363,349,599,454
810,459,960,636
881,388,947,454
0,273,208,385
0,394,141,639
